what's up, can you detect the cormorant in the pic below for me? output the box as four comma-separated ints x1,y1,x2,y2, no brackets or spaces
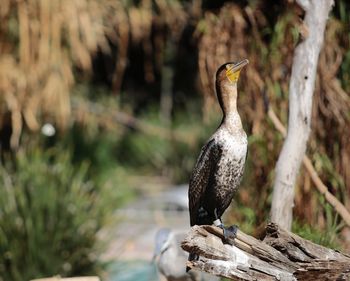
187,59,249,267
153,228,220,281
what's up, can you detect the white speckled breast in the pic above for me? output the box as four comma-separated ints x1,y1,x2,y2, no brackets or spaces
217,127,247,159
212,126,248,208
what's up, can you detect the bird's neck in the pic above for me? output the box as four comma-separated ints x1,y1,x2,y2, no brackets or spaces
218,83,242,131
222,112,243,135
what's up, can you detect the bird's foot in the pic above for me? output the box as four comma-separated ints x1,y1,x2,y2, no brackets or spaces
218,224,238,245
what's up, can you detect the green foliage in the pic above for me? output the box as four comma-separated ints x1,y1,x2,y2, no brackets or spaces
292,203,342,250
0,149,116,281
111,109,217,183
313,152,346,193
232,206,257,235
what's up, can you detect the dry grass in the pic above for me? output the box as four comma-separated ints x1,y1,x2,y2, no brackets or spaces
0,0,188,149
0,0,111,148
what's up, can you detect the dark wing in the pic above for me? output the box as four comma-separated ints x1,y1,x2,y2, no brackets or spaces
188,139,222,226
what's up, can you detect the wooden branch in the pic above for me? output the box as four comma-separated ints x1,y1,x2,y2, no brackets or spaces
181,224,350,281
302,157,350,226
270,0,334,230
268,108,350,227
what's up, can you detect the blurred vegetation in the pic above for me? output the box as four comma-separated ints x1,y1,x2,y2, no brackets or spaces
0,0,350,279
292,204,343,250
0,148,119,281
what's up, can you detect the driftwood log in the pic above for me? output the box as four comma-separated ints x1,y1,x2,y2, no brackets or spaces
181,224,350,280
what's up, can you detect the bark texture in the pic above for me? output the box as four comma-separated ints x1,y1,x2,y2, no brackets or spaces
181,224,350,281
270,0,334,230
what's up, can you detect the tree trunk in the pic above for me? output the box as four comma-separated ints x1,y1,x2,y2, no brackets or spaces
270,0,334,230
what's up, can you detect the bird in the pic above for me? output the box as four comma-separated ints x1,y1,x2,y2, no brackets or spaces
153,228,220,281
187,59,249,267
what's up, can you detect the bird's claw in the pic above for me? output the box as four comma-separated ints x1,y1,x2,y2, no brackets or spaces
219,224,238,245
225,224,238,240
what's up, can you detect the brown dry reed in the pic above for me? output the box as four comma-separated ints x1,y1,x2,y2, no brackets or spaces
0,0,188,149
0,0,109,148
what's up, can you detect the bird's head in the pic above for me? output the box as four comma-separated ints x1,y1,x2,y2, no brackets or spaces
216,59,249,86
152,228,171,263
215,59,249,114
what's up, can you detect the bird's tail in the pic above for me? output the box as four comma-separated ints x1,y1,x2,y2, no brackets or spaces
186,253,199,272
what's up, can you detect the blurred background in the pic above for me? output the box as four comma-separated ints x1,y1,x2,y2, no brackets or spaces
0,0,349,280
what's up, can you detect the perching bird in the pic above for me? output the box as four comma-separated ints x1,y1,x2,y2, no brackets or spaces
153,228,219,281
187,60,249,266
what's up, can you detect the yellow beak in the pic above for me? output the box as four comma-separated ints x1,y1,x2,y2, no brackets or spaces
226,59,249,83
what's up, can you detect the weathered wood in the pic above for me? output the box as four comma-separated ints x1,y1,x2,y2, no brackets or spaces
181,224,350,281
264,223,350,262
295,261,350,281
